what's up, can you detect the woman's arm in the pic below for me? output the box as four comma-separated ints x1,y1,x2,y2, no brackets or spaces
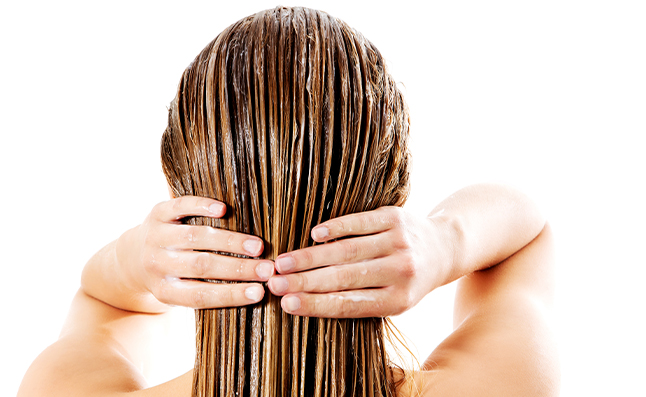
18,196,274,397
268,183,546,317
416,223,559,396
422,185,559,396
19,185,557,396
270,183,558,396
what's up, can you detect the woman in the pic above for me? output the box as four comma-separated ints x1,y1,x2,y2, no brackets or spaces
18,6,558,397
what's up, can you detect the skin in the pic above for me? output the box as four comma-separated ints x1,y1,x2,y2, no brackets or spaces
18,183,559,397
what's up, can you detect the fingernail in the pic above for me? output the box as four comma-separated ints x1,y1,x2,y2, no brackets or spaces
243,239,262,256
208,203,225,215
269,276,288,294
245,285,263,302
276,255,295,272
312,226,329,240
255,262,274,280
282,296,301,312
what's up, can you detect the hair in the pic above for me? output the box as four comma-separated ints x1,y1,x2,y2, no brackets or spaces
160,6,411,397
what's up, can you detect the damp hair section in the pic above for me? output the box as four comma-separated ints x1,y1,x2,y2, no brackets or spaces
160,6,411,397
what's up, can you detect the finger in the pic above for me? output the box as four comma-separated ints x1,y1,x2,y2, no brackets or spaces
152,196,227,222
160,250,274,281
162,223,264,257
155,278,265,309
310,206,403,242
275,233,390,273
268,259,393,296
279,288,408,318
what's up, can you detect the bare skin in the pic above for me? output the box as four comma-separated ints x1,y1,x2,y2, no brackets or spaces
18,183,559,397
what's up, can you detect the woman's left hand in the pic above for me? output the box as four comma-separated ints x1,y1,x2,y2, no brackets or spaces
267,206,452,318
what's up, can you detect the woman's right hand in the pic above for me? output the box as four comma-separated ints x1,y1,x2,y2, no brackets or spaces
95,196,274,312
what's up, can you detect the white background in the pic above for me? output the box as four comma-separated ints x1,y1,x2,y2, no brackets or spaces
1,1,645,396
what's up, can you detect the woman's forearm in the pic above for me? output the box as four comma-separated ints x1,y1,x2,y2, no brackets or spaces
431,183,546,288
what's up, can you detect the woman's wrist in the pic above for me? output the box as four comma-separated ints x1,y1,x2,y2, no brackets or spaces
426,212,465,291
113,225,172,313
81,226,168,314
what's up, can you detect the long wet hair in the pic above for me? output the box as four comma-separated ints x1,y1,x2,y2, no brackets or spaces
161,6,411,397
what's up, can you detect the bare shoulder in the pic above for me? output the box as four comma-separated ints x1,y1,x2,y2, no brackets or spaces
18,336,192,397
400,224,560,397
18,333,145,396
17,291,193,397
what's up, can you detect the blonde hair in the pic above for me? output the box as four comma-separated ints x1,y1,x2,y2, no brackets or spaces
161,6,410,397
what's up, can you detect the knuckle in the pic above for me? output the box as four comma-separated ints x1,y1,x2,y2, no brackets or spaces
390,230,410,250
294,274,306,291
182,225,199,244
237,258,248,277
281,272,305,293
396,254,417,279
196,197,212,208
189,288,208,308
297,249,314,268
374,206,390,220
390,206,405,221
364,208,387,232
192,253,210,278
386,207,407,229
338,296,359,317
341,241,359,262
221,286,236,306
334,267,355,289
238,258,257,280
360,213,373,230
226,232,236,248
328,218,345,234
142,253,159,273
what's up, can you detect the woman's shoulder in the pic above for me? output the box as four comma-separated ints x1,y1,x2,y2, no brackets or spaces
19,334,193,397
394,225,560,397
17,290,193,397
